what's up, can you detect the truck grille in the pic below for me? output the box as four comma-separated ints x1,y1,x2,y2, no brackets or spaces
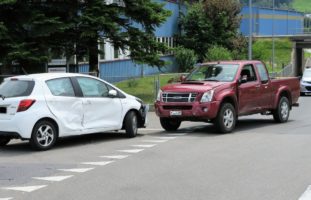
162,92,197,103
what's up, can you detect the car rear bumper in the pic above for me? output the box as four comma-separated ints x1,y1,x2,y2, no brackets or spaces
154,101,220,121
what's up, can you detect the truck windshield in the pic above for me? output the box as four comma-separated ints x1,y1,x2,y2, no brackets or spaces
186,64,239,82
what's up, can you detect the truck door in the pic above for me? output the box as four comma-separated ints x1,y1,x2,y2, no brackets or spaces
255,63,274,109
238,64,261,114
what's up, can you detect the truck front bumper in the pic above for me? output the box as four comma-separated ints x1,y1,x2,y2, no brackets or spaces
154,101,220,121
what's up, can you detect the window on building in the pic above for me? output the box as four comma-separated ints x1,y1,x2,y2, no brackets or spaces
114,46,119,59
99,42,105,60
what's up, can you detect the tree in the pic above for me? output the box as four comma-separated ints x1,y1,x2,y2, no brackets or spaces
0,0,171,74
174,46,197,72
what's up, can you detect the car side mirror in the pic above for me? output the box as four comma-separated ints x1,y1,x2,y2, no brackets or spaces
239,76,248,84
108,89,118,97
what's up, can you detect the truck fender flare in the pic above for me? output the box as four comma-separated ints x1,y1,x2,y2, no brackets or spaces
217,93,238,113
273,86,291,109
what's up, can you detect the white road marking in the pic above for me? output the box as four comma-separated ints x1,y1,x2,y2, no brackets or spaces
2,185,47,193
117,149,144,153
58,168,94,173
0,198,13,200
33,175,73,182
131,144,156,148
99,155,129,159
154,136,176,140
142,140,168,143
81,161,114,166
299,185,311,200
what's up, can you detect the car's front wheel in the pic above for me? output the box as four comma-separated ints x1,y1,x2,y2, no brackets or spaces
214,103,236,133
160,118,181,131
124,111,138,138
0,137,11,146
30,120,58,151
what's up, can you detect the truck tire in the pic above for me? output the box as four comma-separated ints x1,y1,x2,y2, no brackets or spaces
0,137,10,146
214,103,236,133
124,111,138,138
160,118,181,131
30,120,58,151
273,96,290,123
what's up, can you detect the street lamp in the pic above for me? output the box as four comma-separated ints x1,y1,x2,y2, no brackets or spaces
248,0,252,60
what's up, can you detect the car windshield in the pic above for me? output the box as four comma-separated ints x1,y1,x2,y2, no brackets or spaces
186,64,239,82
0,80,34,98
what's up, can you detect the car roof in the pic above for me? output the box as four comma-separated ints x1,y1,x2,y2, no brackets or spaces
201,60,263,65
6,73,93,81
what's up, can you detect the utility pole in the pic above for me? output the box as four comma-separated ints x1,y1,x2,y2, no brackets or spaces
272,0,275,73
248,0,252,60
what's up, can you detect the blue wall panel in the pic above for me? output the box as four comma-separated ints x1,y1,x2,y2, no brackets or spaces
240,6,304,36
98,55,177,83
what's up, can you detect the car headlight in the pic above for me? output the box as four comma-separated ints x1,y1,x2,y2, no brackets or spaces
200,90,214,103
156,89,162,101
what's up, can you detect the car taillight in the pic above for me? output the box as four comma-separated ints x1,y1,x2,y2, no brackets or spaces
17,99,36,112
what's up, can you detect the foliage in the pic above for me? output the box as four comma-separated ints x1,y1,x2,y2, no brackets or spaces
252,38,292,72
205,45,232,61
178,0,243,61
292,0,311,12
174,47,197,72
0,0,171,74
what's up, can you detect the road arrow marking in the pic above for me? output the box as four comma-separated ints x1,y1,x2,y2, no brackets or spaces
2,185,47,193
58,168,94,173
33,175,73,182
117,149,144,153
99,155,129,159
299,185,311,200
131,144,156,148
81,161,114,166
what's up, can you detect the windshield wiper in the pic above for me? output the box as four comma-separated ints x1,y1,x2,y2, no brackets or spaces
205,79,219,82
0,94,5,100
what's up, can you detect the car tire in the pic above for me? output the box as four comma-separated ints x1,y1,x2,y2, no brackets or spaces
160,118,181,131
30,120,58,151
273,96,290,123
0,137,11,146
124,111,138,138
214,103,236,133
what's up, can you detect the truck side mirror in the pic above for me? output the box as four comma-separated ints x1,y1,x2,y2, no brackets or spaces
180,75,186,82
239,76,248,84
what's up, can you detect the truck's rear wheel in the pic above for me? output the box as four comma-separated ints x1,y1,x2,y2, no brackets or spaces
273,96,290,123
214,103,236,133
160,118,181,131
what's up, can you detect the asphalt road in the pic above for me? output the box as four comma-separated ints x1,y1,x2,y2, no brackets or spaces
1,96,311,200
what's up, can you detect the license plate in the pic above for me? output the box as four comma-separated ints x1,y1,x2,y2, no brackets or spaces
170,110,182,116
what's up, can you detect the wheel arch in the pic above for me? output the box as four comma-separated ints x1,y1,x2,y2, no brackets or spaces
33,117,59,137
122,109,144,129
274,88,292,109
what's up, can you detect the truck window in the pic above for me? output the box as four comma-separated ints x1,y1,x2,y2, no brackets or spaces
241,65,257,82
256,63,269,84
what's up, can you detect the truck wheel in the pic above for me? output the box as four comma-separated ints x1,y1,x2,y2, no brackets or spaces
0,137,10,146
124,111,138,138
215,103,236,133
160,118,181,131
273,96,290,123
30,120,58,151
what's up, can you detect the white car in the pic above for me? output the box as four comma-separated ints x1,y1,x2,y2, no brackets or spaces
0,73,148,150
300,68,311,95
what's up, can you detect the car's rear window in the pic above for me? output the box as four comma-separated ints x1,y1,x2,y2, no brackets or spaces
0,80,35,98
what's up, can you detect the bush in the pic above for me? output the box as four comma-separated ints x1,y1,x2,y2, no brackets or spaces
174,47,198,72
205,45,232,61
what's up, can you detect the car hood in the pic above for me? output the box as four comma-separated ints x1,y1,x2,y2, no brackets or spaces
302,77,311,82
161,81,228,93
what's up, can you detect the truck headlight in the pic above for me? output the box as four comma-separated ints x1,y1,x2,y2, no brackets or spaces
156,89,162,101
200,90,214,103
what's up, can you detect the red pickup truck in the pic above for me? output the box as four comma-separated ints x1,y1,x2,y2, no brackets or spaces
155,60,300,133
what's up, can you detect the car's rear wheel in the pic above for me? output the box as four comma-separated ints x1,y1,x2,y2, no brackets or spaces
214,103,236,133
273,96,290,123
124,111,138,138
0,137,11,146
160,118,181,131
30,120,57,151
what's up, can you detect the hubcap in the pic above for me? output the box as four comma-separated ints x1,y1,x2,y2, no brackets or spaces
36,125,54,147
223,108,234,129
280,101,289,120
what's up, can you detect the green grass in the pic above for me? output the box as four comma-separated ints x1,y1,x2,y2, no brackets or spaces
115,74,180,104
292,0,311,12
